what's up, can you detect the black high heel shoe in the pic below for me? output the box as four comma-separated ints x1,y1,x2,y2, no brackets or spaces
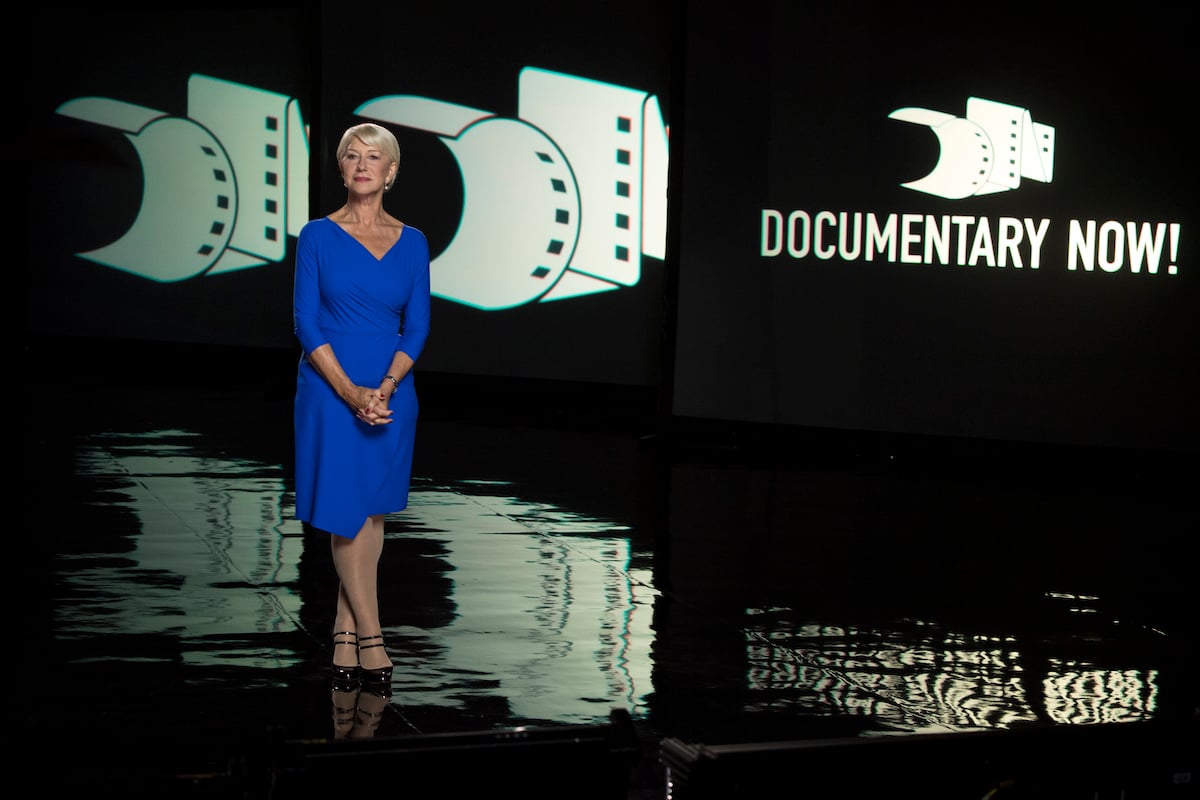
331,630,361,686
357,634,393,694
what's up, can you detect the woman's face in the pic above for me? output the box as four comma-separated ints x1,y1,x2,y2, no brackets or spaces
340,136,396,194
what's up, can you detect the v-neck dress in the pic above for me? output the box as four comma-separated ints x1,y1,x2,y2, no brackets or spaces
292,216,432,539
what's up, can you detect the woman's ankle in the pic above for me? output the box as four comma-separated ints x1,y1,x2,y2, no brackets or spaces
358,634,392,670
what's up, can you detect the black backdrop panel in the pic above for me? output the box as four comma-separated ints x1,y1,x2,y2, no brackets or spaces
316,2,675,387
29,3,675,390
29,7,315,351
671,2,1197,451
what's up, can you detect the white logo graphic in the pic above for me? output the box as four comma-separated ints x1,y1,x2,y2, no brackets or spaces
888,97,1054,200
357,66,669,310
56,75,309,282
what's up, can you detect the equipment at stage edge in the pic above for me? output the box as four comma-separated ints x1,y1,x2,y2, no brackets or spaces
256,707,644,800
659,718,1195,799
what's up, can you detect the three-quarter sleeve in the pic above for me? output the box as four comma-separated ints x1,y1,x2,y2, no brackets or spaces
396,230,432,362
293,221,328,356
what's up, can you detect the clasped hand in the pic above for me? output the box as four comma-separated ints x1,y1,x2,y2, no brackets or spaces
353,386,394,426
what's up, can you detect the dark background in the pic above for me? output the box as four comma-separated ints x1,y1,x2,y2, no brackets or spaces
30,7,315,351
27,2,1197,455
671,2,1196,453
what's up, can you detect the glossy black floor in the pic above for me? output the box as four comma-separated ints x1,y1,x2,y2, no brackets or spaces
25,339,1197,799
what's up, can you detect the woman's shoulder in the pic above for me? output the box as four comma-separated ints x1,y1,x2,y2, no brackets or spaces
399,222,428,243
298,216,335,240
398,223,430,259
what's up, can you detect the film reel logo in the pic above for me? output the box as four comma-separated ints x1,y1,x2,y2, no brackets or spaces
357,66,670,310
889,97,1055,200
56,75,309,282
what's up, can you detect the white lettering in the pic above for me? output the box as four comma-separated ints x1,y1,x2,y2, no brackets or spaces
925,215,950,265
1099,220,1124,273
968,221,996,266
1068,219,1095,271
998,217,1023,267
901,213,923,264
787,210,811,258
760,211,1177,277
952,216,975,265
1126,222,1166,274
814,211,837,260
760,209,782,256
1024,218,1049,269
838,212,863,261
866,213,896,261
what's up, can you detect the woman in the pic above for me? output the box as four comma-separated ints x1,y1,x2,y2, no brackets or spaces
292,122,431,693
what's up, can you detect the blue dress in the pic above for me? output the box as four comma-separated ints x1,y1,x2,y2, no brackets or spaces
292,217,432,539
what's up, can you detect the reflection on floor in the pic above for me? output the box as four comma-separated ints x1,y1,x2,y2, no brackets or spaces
26,351,1198,799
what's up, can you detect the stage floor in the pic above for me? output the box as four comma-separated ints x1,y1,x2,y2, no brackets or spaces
25,349,1197,798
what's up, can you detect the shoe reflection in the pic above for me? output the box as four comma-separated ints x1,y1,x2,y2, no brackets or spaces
330,681,392,740
351,689,390,739
330,684,359,740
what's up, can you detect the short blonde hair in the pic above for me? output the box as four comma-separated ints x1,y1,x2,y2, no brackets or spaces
336,122,401,167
